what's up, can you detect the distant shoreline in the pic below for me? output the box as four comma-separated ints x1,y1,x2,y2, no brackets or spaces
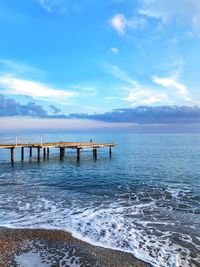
0,227,150,267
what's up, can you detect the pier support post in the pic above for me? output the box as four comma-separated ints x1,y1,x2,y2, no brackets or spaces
29,147,32,158
93,148,97,160
21,147,24,161
60,147,65,160
60,147,62,160
109,146,112,158
43,148,46,159
37,146,41,161
77,148,81,161
62,147,65,158
47,147,49,158
11,147,14,163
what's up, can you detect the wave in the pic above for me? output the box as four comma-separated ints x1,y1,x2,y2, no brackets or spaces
0,190,200,267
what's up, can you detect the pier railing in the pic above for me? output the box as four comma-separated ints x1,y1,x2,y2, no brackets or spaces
0,135,43,146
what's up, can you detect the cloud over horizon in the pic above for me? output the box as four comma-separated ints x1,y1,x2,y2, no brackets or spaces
1,95,200,125
69,106,200,124
0,95,48,117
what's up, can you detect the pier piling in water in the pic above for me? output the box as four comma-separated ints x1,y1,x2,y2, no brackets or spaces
37,146,41,161
93,148,97,160
77,148,81,161
60,147,65,160
11,148,14,163
21,147,24,161
29,147,32,158
43,148,46,159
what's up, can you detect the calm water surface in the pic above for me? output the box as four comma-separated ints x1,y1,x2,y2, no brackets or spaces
0,133,200,267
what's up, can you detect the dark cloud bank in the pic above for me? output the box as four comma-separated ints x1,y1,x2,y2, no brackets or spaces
1,95,200,125
0,95,47,117
69,106,200,124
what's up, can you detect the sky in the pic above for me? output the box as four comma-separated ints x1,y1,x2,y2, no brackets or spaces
0,0,200,131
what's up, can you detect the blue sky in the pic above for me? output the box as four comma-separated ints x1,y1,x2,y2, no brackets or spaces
0,0,200,130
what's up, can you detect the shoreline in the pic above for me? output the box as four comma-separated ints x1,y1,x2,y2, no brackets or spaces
0,227,150,267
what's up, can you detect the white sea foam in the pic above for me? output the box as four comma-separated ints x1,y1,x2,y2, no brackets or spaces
15,245,82,267
15,252,51,267
0,191,199,267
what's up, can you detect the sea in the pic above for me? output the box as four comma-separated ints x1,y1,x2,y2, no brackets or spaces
0,133,200,267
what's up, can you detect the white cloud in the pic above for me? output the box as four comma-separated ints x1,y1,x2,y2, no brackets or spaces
154,59,184,70
152,75,188,95
124,89,168,106
103,63,169,105
110,14,146,35
103,96,121,103
39,0,52,12
139,0,200,33
104,96,120,100
0,59,44,77
77,105,98,111
110,47,119,54
71,84,96,91
0,75,76,101
103,63,194,106
70,84,97,97
102,63,138,87
38,0,68,14
110,14,126,35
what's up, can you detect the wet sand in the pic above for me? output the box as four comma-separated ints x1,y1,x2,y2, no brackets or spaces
0,227,150,267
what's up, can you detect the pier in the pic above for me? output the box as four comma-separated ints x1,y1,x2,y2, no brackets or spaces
0,141,116,163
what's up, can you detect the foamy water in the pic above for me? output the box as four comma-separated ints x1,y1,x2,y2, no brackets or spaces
15,240,85,267
0,133,200,267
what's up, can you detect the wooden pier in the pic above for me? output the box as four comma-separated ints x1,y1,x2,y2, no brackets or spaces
0,141,116,163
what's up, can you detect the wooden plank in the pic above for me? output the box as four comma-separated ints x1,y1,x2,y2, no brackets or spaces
0,142,116,149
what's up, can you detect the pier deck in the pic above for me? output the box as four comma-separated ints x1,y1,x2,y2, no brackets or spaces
0,141,116,162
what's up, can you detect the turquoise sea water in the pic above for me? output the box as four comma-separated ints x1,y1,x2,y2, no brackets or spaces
0,133,200,267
